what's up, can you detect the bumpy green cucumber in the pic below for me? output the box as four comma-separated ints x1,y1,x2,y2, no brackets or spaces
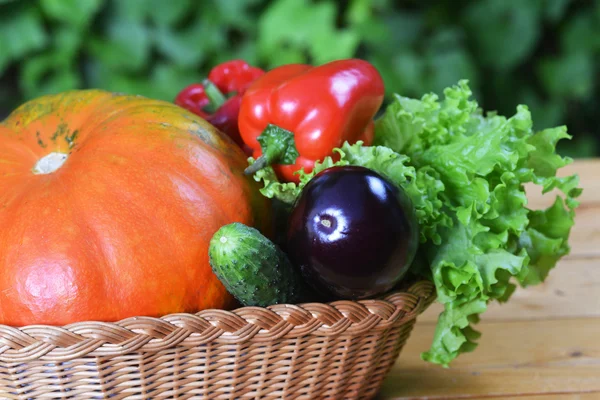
209,222,310,307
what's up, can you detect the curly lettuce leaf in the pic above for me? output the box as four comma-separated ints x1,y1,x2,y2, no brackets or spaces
249,162,300,204
375,80,580,366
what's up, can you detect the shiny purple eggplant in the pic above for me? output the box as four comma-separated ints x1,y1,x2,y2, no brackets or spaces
286,166,419,299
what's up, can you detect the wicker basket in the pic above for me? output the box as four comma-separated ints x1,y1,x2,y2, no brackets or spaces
0,280,435,400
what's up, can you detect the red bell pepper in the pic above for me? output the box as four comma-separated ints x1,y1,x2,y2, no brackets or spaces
239,59,385,183
175,60,264,150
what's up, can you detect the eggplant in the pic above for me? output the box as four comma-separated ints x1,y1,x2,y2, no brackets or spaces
286,165,418,299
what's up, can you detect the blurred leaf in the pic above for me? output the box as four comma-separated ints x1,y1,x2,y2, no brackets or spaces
0,2,48,73
561,12,600,54
539,52,594,99
54,26,83,57
388,52,423,95
520,89,565,130
465,0,542,69
146,0,191,26
87,60,204,101
267,47,306,67
154,6,227,66
149,63,205,100
40,0,103,27
382,12,423,48
347,0,395,44
348,0,372,25
215,40,259,66
36,70,80,97
154,24,206,67
212,0,262,28
88,18,150,71
109,0,147,21
190,11,228,53
21,53,80,98
19,25,83,99
543,0,571,22
258,0,359,66
106,18,151,68
309,30,359,65
558,134,598,158
425,29,478,95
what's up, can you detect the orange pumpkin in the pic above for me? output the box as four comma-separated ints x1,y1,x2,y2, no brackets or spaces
0,90,270,327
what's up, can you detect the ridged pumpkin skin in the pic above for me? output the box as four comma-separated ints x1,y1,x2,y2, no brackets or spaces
0,90,270,327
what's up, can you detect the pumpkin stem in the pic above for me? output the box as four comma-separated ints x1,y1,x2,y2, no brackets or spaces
32,152,68,175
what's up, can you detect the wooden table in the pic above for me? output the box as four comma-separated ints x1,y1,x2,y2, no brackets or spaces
378,159,600,400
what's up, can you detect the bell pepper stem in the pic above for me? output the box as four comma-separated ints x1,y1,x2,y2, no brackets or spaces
244,149,276,175
244,124,299,175
202,79,227,113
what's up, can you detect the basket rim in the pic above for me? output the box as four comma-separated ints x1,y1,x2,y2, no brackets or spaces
0,280,435,363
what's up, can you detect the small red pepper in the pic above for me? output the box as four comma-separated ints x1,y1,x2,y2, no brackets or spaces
207,59,265,95
174,83,212,119
175,60,264,151
239,59,385,183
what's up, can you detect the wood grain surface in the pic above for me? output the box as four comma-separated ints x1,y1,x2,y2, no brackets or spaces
378,159,600,399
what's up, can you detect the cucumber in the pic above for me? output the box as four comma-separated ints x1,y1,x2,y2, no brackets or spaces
209,222,310,307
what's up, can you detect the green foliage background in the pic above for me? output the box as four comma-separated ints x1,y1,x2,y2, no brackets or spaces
1,0,599,157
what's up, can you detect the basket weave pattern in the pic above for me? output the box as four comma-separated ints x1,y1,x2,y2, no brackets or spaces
0,281,434,399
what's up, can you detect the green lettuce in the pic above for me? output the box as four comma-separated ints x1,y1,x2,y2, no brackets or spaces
249,80,580,366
